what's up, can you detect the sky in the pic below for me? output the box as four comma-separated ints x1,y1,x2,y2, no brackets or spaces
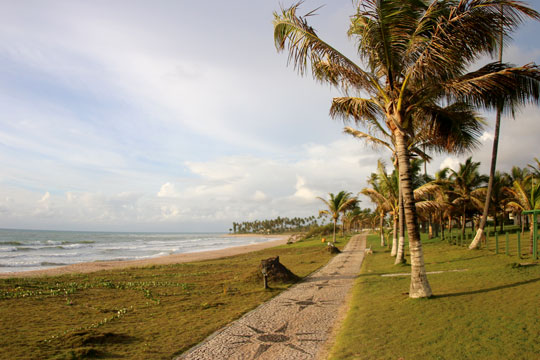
0,0,539,232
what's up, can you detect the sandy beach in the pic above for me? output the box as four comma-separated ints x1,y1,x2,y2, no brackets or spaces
0,234,288,279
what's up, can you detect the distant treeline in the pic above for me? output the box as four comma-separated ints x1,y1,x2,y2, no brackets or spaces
230,216,318,234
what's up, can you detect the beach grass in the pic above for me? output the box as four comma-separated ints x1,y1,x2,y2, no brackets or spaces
329,233,540,360
0,235,348,359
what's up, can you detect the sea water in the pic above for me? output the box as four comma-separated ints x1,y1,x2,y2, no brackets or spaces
0,229,278,273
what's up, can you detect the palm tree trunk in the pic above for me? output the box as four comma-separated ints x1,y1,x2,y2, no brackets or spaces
395,130,432,298
333,219,337,244
391,211,398,256
471,4,504,250
380,211,385,247
461,210,466,240
440,214,445,241
395,188,406,264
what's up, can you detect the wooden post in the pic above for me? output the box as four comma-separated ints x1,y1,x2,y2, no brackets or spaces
495,232,499,254
261,266,268,289
505,232,509,255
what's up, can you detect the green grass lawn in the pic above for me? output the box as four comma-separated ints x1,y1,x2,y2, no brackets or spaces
329,234,540,360
0,235,348,360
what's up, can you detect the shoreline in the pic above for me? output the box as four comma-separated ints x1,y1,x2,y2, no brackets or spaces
0,234,289,279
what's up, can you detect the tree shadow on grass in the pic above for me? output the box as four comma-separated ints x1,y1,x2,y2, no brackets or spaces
434,277,540,298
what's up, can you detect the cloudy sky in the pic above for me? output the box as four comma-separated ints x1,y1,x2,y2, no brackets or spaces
1,1,539,232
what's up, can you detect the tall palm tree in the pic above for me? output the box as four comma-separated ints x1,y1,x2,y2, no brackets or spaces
317,191,358,243
274,0,540,298
472,4,506,249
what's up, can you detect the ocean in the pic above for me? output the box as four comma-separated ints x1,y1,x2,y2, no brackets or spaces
0,229,279,273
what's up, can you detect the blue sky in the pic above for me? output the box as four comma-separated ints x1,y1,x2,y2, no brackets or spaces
0,0,539,232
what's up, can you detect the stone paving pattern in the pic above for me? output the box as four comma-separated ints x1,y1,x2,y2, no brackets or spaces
177,234,366,360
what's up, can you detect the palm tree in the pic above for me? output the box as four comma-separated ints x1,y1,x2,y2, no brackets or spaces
362,161,398,250
505,177,540,253
443,158,488,239
477,171,512,233
274,0,540,298
317,191,358,243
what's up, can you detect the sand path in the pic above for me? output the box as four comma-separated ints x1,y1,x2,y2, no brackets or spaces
177,234,366,360
0,235,288,279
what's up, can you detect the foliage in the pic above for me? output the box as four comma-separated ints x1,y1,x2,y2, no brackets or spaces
0,236,346,359
231,216,318,234
274,0,540,298
318,191,359,242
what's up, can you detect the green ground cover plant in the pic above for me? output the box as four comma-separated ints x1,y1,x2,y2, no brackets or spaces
0,235,348,359
329,234,539,360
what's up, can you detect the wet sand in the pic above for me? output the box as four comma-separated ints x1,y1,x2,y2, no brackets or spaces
0,235,288,279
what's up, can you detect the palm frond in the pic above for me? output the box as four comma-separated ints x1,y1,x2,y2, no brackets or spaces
415,102,485,154
274,3,377,92
406,1,540,86
343,126,393,151
443,63,540,113
414,182,444,199
349,0,426,87
415,200,444,213
330,97,385,125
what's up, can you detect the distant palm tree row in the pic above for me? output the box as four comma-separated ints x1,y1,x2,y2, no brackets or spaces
230,216,319,234
363,156,540,256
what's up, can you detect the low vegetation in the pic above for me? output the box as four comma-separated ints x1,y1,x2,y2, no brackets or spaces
329,234,540,359
0,235,348,359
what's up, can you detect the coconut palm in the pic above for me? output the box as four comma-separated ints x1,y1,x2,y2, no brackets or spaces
317,191,358,244
505,177,540,253
274,0,540,298
442,158,488,238
362,161,398,249
476,171,512,232
471,4,506,249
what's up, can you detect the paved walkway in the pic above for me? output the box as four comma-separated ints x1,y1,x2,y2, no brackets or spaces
177,234,366,360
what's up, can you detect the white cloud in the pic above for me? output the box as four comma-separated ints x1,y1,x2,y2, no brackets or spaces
157,182,179,198
440,157,460,172
39,192,51,203
480,131,494,142
252,190,267,201
0,137,382,231
293,176,318,201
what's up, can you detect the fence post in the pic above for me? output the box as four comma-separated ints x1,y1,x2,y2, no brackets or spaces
505,232,509,255
517,231,521,259
534,217,538,261
486,229,489,250
495,232,499,254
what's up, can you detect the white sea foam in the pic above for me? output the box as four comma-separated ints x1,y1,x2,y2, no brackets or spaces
0,229,276,273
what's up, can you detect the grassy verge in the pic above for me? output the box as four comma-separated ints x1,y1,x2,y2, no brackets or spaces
329,234,539,360
0,235,348,359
